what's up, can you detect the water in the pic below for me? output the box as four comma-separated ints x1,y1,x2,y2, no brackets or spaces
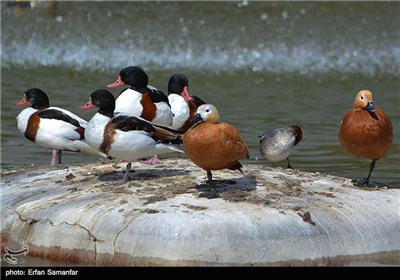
1,1,399,185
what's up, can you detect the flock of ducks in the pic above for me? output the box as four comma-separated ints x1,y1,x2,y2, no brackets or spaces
16,66,394,187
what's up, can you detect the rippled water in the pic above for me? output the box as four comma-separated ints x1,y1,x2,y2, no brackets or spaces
1,1,399,185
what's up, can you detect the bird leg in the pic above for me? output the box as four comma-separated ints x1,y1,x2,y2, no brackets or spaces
141,155,162,165
287,157,294,169
113,162,132,185
353,160,379,187
206,170,214,185
50,150,62,166
201,170,219,198
366,160,376,184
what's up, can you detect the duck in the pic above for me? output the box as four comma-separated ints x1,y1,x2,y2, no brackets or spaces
106,66,173,127
259,126,303,169
183,104,249,185
167,74,206,133
16,88,103,166
338,89,393,187
80,89,183,184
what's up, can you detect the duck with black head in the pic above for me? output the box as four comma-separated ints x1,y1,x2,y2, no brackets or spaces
167,73,206,133
107,66,173,126
80,89,183,185
106,66,174,164
16,88,103,166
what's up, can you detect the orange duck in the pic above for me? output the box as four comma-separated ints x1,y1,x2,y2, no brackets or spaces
338,89,393,187
183,104,249,185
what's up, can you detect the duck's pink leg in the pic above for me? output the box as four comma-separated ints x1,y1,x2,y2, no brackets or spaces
50,150,62,166
141,155,162,165
113,162,132,185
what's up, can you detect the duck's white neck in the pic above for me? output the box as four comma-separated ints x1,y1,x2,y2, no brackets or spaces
115,88,143,116
85,113,111,150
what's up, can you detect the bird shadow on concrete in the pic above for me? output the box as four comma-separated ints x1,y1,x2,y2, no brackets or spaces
97,168,191,183
195,175,258,199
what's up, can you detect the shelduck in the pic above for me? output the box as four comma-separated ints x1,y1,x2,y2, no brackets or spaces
80,89,183,184
167,73,206,133
16,88,102,166
107,66,173,127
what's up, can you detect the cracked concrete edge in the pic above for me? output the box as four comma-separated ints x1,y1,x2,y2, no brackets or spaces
110,213,145,265
2,211,97,265
15,208,102,243
1,159,400,266
8,206,147,266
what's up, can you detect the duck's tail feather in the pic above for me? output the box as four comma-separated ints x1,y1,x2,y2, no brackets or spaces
229,162,245,175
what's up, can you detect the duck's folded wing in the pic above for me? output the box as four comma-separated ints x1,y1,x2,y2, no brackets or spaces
49,107,88,127
39,109,83,128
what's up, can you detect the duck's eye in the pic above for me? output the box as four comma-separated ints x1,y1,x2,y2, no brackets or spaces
360,96,364,100
206,109,210,113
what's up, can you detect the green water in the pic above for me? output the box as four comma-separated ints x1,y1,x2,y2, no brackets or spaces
1,1,399,185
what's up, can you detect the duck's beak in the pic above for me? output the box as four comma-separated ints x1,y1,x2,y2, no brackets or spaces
107,75,124,88
16,97,29,106
181,86,192,101
191,113,202,122
80,100,95,110
365,102,376,113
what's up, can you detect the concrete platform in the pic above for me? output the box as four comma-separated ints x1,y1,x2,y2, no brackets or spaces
1,159,399,266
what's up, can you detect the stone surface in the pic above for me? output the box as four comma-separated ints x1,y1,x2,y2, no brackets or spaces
1,159,399,266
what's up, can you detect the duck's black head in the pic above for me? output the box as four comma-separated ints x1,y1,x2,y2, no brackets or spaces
23,88,50,109
168,73,189,95
119,66,148,93
80,89,115,118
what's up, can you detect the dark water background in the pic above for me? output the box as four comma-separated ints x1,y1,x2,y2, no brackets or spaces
1,1,399,185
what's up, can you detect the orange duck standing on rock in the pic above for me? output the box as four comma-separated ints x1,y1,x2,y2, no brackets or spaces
183,104,250,185
338,89,393,187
